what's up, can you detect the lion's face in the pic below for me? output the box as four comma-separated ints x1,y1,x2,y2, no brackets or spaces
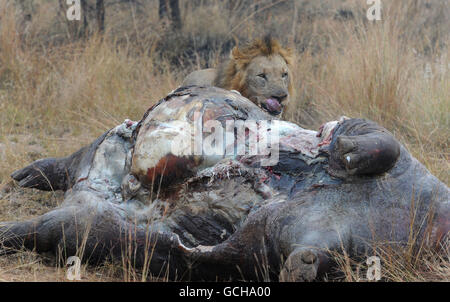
243,54,290,116
215,37,294,117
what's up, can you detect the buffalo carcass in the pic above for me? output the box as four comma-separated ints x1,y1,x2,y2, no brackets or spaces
1,86,448,281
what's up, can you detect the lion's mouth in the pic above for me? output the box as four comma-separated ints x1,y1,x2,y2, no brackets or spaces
261,98,283,116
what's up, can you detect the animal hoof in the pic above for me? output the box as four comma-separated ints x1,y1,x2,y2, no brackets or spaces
301,250,317,264
279,249,318,282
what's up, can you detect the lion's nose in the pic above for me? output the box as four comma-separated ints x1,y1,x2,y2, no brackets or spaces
272,93,288,103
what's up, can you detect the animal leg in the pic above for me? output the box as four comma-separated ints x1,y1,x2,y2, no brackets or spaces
329,119,400,176
0,204,99,255
0,201,188,279
11,131,108,192
279,247,330,282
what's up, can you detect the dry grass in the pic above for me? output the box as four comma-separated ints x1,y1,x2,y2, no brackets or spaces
0,0,448,281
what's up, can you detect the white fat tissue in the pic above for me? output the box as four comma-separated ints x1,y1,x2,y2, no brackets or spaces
131,120,198,177
276,120,340,158
73,120,136,203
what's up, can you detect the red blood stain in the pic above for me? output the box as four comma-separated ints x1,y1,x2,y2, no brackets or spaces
265,166,281,180
77,177,88,183
146,154,196,185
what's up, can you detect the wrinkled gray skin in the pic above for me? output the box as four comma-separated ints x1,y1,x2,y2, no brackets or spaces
1,86,449,281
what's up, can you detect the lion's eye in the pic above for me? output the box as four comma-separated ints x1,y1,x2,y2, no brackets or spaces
257,73,267,80
282,72,288,78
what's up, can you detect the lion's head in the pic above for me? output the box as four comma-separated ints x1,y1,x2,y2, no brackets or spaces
215,36,294,117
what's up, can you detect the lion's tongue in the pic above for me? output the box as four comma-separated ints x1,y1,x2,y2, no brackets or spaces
265,98,281,112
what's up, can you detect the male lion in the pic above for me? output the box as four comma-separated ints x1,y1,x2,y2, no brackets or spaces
183,36,294,117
